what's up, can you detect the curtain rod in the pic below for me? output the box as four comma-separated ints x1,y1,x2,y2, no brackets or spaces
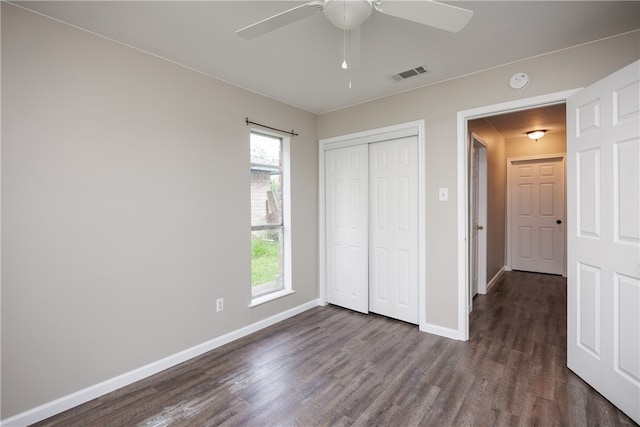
246,117,298,137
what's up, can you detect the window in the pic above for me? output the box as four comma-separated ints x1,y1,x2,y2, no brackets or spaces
250,132,291,304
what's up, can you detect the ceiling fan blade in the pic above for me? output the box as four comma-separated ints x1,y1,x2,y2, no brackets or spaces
236,1,324,39
378,0,473,33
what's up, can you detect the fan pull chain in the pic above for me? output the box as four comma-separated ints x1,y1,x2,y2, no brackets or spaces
342,0,351,88
341,0,348,70
347,29,352,88
342,28,348,69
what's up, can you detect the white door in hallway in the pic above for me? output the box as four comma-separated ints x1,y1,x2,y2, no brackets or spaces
510,156,565,275
325,144,369,314
470,135,488,304
369,136,419,324
567,60,640,424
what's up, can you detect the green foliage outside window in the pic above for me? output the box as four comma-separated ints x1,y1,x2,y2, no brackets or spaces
251,236,280,286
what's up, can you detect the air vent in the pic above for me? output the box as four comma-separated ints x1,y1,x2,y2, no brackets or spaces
388,66,428,82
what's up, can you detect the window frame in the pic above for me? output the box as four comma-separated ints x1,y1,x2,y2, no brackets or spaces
249,130,293,306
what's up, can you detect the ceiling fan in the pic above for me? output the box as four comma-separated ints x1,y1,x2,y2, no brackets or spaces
236,0,474,40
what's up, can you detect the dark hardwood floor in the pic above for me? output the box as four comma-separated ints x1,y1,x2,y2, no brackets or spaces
33,271,636,426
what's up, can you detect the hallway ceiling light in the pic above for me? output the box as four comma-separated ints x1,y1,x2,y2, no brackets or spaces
527,130,546,141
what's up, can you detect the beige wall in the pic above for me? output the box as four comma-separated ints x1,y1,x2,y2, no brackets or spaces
468,119,507,283
1,4,318,417
318,30,639,330
505,132,567,158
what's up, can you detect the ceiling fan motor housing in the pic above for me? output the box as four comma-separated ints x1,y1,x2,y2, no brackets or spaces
323,0,373,30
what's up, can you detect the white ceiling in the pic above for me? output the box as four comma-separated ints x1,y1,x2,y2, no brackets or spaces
13,1,640,115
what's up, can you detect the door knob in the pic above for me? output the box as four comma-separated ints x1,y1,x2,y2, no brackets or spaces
556,220,562,224
476,225,484,230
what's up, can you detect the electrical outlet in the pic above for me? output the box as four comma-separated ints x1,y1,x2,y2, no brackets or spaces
216,298,224,312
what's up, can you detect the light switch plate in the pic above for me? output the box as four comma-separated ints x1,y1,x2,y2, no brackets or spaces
439,188,448,201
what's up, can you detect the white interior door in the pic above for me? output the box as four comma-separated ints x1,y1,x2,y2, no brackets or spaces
567,60,640,423
369,136,419,324
325,145,369,314
471,145,480,298
470,135,488,304
510,156,565,275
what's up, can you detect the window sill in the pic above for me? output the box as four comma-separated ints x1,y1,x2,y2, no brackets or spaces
249,289,295,307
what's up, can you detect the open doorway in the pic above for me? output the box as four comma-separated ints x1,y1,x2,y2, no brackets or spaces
468,103,567,298
455,89,579,340
456,64,639,422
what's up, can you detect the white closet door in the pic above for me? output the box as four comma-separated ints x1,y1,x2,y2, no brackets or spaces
325,145,369,313
369,136,419,324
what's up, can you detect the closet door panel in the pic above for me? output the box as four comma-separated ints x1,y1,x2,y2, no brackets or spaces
369,136,419,324
325,145,369,313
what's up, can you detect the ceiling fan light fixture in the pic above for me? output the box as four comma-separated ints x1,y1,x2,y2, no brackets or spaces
324,0,373,30
527,130,546,141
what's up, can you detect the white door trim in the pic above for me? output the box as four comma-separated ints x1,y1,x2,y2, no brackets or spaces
456,89,582,341
319,120,427,331
506,154,567,276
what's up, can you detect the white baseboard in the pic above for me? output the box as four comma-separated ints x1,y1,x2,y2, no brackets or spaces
1,299,320,427
486,266,506,293
420,322,464,340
